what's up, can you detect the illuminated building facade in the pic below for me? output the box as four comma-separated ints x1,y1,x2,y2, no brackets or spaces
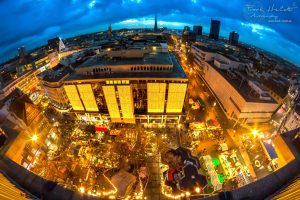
40,67,70,110
63,51,188,125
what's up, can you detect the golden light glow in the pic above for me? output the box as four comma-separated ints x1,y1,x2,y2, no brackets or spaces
63,85,84,111
251,129,258,137
79,187,85,193
195,187,200,193
166,83,187,113
31,134,38,141
103,86,121,122
117,85,135,123
77,84,98,111
147,83,166,113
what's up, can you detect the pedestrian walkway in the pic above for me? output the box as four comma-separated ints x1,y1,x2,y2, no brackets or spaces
227,129,257,181
144,155,167,200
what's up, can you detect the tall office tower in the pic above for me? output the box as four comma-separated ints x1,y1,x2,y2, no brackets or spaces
154,15,158,32
184,26,191,32
193,25,202,36
108,24,112,37
229,31,239,46
209,19,221,40
48,37,65,53
18,46,26,61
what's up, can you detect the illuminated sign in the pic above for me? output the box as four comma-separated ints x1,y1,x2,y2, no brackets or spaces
63,85,84,111
77,84,99,111
147,83,166,113
103,86,121,122
166,83,187,113
117,85,135,123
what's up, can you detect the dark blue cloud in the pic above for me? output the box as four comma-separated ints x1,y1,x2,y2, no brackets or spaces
0,0,299,66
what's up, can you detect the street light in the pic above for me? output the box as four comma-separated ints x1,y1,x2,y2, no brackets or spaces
31,134,38,142
251,129,258,137
79,186,85,193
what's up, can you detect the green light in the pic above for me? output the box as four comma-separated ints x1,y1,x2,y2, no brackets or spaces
218,173,225,183
211,157,220,167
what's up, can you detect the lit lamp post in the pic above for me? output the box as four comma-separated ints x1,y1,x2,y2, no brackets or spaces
251,129,259,138
26,134,39,170
31,134,38,142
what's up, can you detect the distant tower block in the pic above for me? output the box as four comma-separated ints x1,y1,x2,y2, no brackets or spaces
154,14,158,32
108,24,112,37
209,19,221,40
18,46,26,61
229,31,239,46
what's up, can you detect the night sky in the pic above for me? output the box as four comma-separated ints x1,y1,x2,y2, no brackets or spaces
0,0,299,66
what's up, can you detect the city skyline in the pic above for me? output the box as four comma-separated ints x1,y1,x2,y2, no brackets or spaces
0,0,299,66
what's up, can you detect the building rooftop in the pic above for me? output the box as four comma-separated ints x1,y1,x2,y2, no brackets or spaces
192,44,218,53
78,52,172,68
66,53,187,81
42,65,71,83
262,78,289,99
208,61,276,103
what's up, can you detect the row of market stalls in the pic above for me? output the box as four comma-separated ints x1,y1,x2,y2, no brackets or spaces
201,155,223,191
218,150,251,187
189,119,221,130
200,148,252,192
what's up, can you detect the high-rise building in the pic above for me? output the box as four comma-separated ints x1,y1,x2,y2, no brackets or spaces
18,46,26,61
182,26,196,43
62,50,188,125
193,25,202,36
108,24,112,37
209,19,221,40
48,37,65,53
229,31,239,46
154,15,158,32
183,26,191,34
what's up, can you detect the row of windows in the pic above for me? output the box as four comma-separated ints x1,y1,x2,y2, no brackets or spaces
92,68,111,73
106,80,130,85
130,65,172,71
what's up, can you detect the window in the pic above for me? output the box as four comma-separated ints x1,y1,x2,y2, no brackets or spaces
137,66,140,70
147,66,149,70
